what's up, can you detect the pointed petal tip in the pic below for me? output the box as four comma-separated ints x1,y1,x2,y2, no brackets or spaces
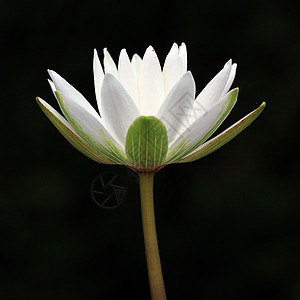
225,59,232,67
47,69,58,79
103,48,108,55
102,72,118,87
132,53,141,59
47,78,55,85
225,87,239,98
233,87,239,98
103,72,115,80
36,96,46,106
172,42,179,49
131,53,142,63
145,45,155,54
179,42,187,52
182,70,194,82
93,48,99,56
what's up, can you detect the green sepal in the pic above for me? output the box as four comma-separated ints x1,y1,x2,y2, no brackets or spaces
36,97,116,165
125,116,168,167
176,102,266,163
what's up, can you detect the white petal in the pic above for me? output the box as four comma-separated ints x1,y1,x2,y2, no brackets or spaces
103,48,118,77
48,70,101,121
163,43,185,96
131,53,142,82
179,42,187,72
194,60,232,111
138,46,165,115
93,49,104,113
118,49,139,107
157,72,195,144
101,74,140,147
221,63,237,97
169,88,238,155
56,91,126,163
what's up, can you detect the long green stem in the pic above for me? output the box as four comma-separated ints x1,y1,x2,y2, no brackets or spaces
139,172,167,300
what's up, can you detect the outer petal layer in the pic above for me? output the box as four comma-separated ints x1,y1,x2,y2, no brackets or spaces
55,91,127,164
176,102,266,163
36,97,116,164
167,88,239,163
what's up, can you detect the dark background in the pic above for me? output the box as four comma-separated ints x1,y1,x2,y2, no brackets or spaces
1,0,299,299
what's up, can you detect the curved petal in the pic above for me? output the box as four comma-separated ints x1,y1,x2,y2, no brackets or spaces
36,97,116,164
163,43,185,96
93,49,105,114
138,46,165,115
103,48,118,77
157,72,195,144
167,88,239,163
177,102,266,163
55,91,127,164
194,60,232,111
118,49,139,107
48,70,101,121
101,74,140,147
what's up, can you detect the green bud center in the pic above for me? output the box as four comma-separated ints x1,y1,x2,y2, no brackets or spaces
125,116,168,167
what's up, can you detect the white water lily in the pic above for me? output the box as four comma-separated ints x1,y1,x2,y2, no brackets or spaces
36,43,266,299
36,43,265,171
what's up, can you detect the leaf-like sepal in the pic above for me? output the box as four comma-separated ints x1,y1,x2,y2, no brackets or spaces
176,102,266,163
36,97,116,164
125,116,168,167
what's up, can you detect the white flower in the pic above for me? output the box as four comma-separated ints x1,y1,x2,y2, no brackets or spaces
37,43,265,171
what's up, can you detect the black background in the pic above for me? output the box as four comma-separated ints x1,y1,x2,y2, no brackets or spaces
1,0,299,299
